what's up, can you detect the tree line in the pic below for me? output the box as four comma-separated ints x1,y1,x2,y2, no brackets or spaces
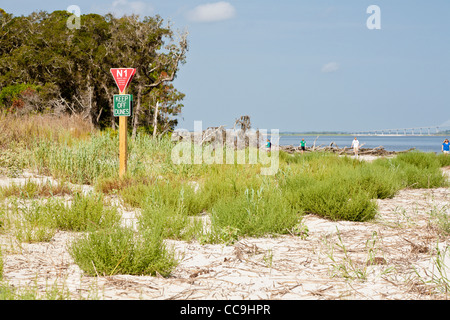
0,8,188,137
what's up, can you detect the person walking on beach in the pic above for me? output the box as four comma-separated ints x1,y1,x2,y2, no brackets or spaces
299,138,306,154
443,138,449,156
351,137,360,157
266,139,271,152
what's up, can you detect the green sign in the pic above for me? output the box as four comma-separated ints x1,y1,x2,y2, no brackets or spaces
113,94,132,117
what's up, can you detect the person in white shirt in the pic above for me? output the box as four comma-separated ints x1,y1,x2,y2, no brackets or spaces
351,137,360,156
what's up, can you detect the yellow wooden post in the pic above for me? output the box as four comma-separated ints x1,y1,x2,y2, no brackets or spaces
119,89,127,178
110,68,135,178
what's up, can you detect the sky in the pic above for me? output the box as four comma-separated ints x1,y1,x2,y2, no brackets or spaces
2,0,450,132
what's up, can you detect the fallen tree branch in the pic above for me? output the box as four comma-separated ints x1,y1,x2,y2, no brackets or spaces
280,144,402,156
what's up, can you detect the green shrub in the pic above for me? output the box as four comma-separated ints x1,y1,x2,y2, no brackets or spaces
69,226,177,277
192,164,269,213
283,175,377,222
3,198,60,243
128,179,207,241
398,164,446,189
437,153,450,167
121,180,202,215
0,83,40,107
211,187,300,238
394,151,441,169
375,152,447,189
138,201,203,241
279,150,342,165
339,163,402,199
54,192,121,232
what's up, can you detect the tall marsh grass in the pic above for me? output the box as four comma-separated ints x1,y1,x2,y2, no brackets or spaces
0,113,93,149
32,133,119,184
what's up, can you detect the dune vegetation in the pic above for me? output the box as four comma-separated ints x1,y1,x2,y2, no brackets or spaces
1,113,449,283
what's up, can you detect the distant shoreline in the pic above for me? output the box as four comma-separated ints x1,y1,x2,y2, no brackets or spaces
279,133,449,137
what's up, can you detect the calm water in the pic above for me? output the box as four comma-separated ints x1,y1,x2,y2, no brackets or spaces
277,135,449,153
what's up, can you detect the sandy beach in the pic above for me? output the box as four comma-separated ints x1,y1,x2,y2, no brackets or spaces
0,163,449,300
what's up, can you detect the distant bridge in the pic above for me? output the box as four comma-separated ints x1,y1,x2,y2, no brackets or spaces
353,126,444,136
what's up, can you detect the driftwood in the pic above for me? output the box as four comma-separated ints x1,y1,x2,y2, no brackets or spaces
171,126,265,149
171,115,267,149
280,144,415,156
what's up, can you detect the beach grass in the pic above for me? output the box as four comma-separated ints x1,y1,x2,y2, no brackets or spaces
0,179,73,200
373,151,448,189
1,191,121,243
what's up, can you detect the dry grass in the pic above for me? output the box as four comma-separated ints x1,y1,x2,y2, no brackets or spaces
94,175,155,195
0,179,73,199
0,113,94,149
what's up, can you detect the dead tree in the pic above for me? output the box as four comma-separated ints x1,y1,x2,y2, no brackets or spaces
233,115,251,132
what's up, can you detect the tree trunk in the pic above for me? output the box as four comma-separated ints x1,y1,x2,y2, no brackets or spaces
153,101,159,138
102,83,115,130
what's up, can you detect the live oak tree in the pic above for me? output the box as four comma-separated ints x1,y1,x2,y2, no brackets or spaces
0,8,188,136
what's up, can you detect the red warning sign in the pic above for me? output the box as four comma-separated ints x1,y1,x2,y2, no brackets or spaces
110,68,136,93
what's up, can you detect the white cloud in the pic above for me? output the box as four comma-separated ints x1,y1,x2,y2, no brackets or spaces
93,0,154,17
321,62,340,73
186,1,236,23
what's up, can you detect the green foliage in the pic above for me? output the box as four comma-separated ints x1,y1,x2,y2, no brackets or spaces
0,83,39,107
395,151,441,169
211,187,301,238
374,151,448,189
279,151,448,222
283,174,378,222
5,197,60,243
192,164,269,214
280,154,381,221
53,192,121,232
2,192,121,242
121,179,202,214
0,280,72,300
334,163,402,199
437,153,450,167
0,9,187,131
138,200,204,241
1,122,450,286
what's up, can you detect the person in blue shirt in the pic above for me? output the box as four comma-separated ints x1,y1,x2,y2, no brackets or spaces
442,138,449,155
266,139,271,152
